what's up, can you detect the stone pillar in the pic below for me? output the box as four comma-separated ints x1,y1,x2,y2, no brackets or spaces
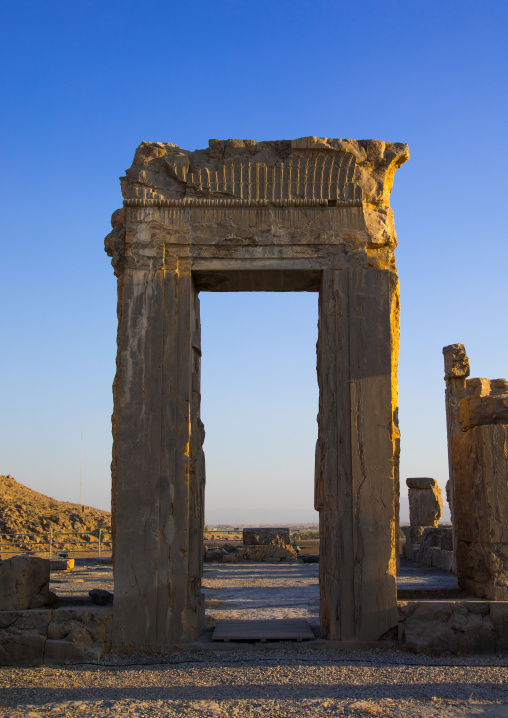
315,267,399,642
404,477,443,560
443,344,470,557
112,263,205,650
453,395,508,599
407,477,442,528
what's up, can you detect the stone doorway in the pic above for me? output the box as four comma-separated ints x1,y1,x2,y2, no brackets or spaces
105,136,408,651
199,291,319,628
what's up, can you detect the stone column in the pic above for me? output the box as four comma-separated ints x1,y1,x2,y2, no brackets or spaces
453,393,508,599
407,477,442,528
315,267,399,642
443,343,470,559
112,262,205,650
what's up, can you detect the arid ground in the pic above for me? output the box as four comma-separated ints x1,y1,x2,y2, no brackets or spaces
2,563,508,717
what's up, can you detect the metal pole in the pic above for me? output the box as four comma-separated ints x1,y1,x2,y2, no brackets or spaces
80,433,83,506
98,528,102,558
49,528,52,560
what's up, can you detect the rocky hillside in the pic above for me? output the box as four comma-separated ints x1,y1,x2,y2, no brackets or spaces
0,475,111,553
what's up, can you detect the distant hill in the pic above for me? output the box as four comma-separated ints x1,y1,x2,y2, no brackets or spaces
0,474,111,553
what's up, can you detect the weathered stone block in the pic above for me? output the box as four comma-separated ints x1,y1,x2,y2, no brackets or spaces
242,528,290,547
0,557,57,611
50,559,74,572
456,540,508,600
0,631,46,665
89,589,113,606
47,620,80,640
406,478,442,527
452,423,508,599
459,393,508,430
453,425,508,545
398,600,500,654
406,477,437,490
243,545,280,561
44,639,85,663
421,526,453,551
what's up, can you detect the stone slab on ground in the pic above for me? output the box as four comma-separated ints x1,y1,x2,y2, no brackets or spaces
212,618,315,642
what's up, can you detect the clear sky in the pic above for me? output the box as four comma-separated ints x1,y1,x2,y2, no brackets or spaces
1,1,507,524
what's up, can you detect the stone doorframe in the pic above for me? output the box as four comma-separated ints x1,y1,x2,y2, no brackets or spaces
105,137,409,651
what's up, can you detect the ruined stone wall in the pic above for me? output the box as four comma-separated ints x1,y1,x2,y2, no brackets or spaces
0,607,112,665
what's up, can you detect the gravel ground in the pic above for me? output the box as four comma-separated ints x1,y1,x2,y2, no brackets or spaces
19,562,505,716
2,647,508,717
203,564,320,623
50,563,113,604
51,559,458,613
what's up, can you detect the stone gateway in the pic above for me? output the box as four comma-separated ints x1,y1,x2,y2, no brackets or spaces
105,137,409,651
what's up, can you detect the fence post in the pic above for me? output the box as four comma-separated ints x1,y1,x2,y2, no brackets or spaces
49,528,52,560
98,528,102,559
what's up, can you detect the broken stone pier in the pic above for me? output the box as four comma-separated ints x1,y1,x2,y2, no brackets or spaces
407,477,442,528
444,344,508,599
403,478,452,570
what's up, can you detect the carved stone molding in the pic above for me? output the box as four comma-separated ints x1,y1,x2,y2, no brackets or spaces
123,197,362,208
121,137,408,207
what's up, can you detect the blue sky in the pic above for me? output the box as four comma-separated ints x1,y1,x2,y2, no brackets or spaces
1,1,507,523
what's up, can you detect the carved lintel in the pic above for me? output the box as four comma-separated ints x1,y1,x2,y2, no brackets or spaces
123,197,362,208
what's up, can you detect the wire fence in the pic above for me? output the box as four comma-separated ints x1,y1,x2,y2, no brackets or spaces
0,529,112,559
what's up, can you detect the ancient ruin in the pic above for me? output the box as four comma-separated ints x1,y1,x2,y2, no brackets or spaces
444,344,508,600
407,477,442,528
402,478,452,572
104,136,409,650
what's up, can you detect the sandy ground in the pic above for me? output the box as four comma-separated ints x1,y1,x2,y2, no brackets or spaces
2,562,507,717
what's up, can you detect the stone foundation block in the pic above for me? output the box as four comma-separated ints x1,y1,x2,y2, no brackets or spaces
243,528,291,547
44,639,85,663
456,541,508,600
453,425,508,544
0,607,112,665
398,601,506,654
459,393,508,430
0,631,46,665
453,424,508,598
0,557,57,611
